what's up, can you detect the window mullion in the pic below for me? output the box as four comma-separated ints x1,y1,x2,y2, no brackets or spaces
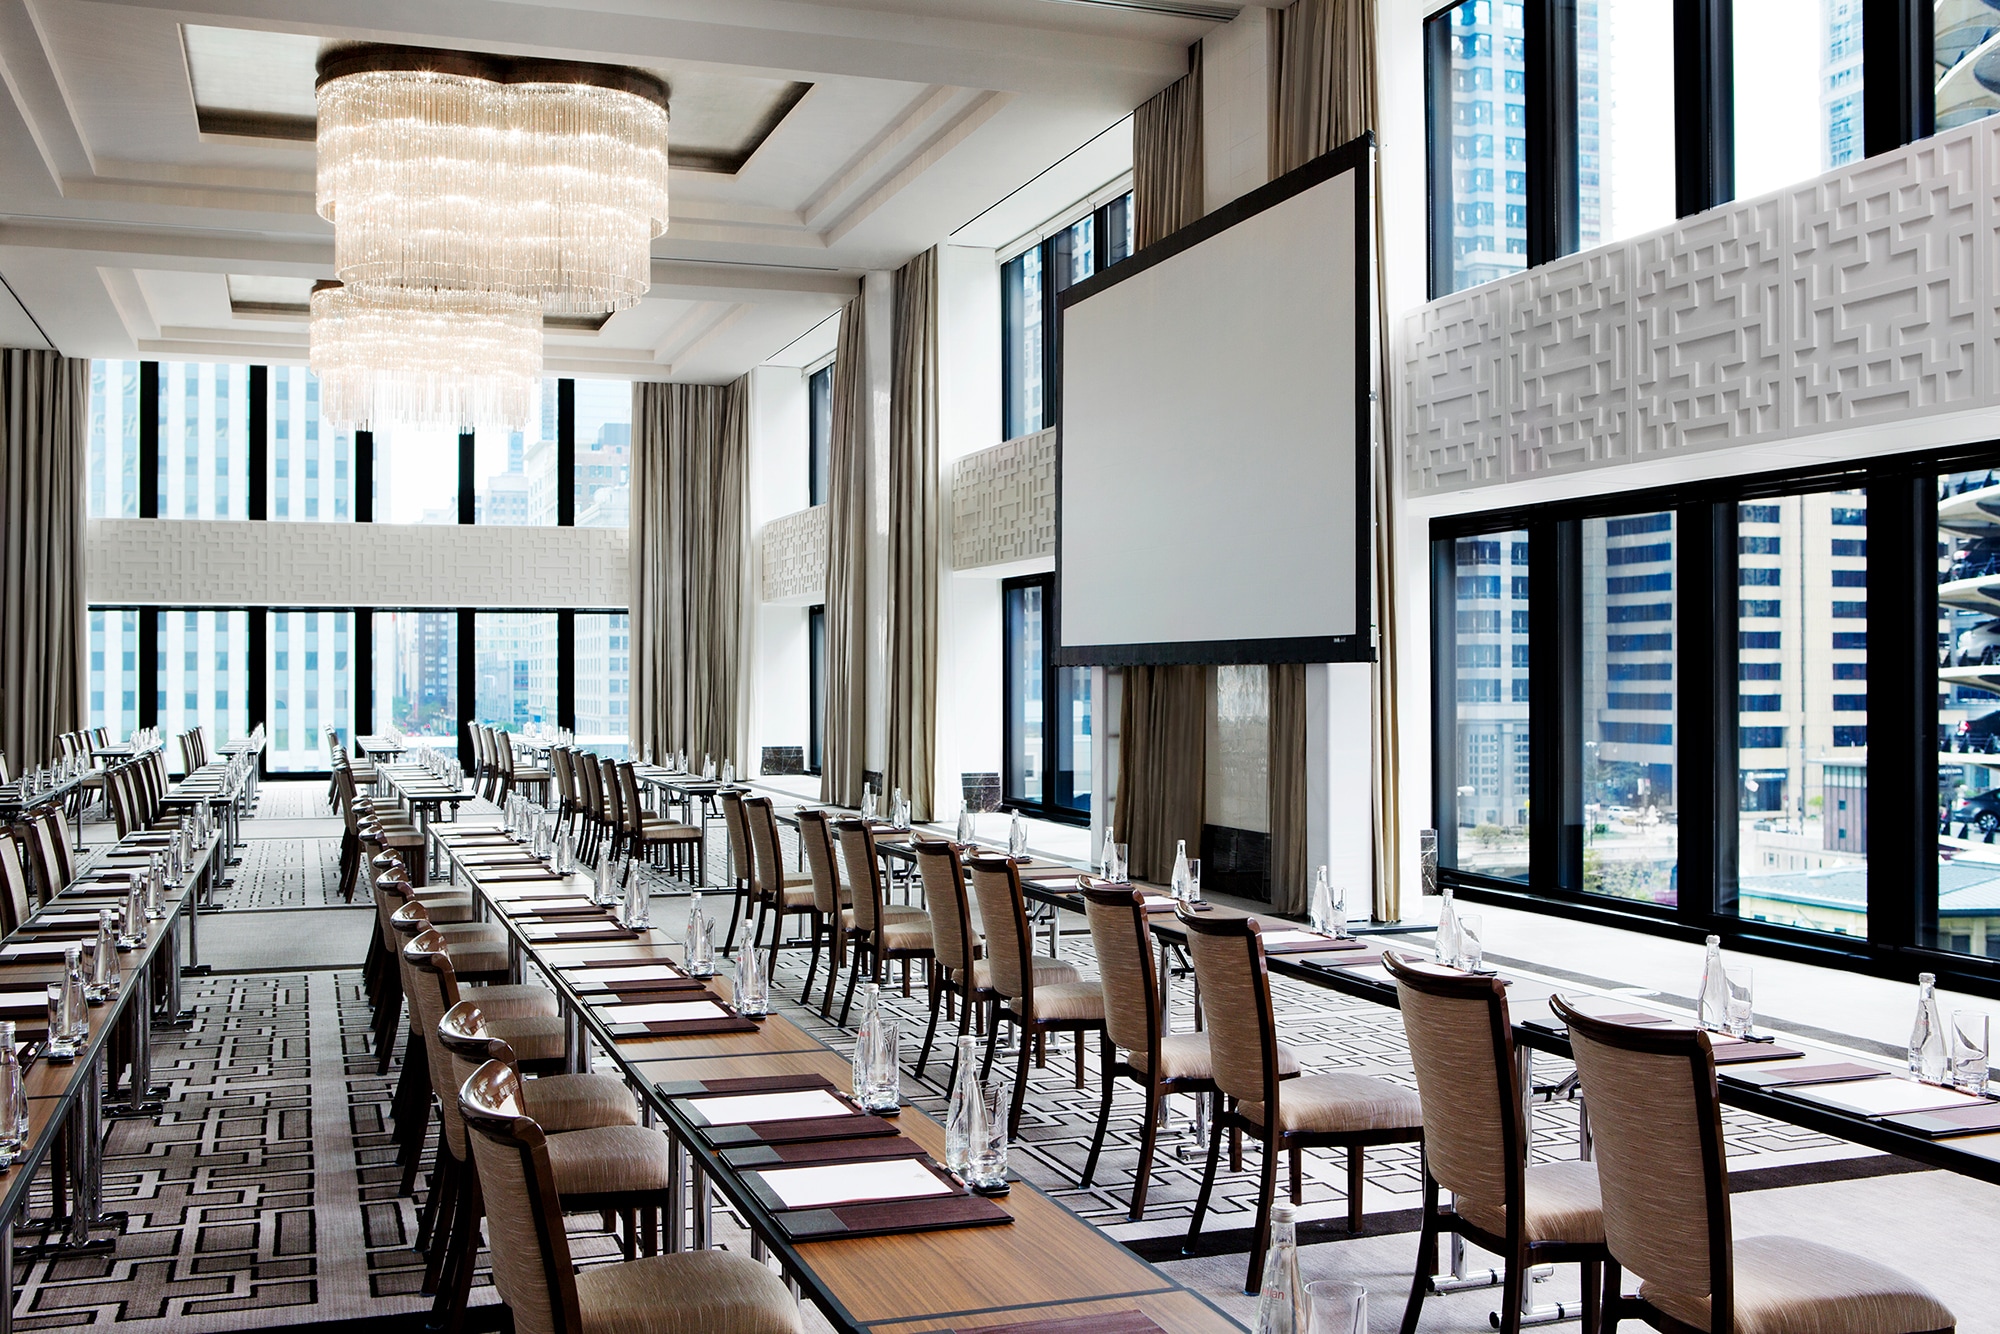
1674,0,1734,215
1524,0,1579,264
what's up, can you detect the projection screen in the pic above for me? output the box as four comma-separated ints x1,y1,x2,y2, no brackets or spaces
1055,139,1374,666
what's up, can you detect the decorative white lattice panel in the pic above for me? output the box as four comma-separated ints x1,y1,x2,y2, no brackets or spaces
951,429,1054,570
760,505,828,603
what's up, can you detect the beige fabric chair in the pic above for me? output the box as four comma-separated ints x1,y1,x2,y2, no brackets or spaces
716,788,758,954
798,810,850,1017
0,832,31,935
1554,998,1954,1334
744,796,816,983
459,1058,801,1334
835,819,934,1023
617,761,702,880
1387,953,1607,1334
1179,906,1423,1294
912,839,980,1078
967,855,1102,1138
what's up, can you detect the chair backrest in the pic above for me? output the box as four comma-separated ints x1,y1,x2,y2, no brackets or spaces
1553,997,1732,1325
798,809,844,916
458,1059,584,1334
0,750,9,784
602,760,626,830
967,856,1034,1003
25,809,71,900
497,731,519,779
1082,885,1160,1061
1175,908,1281,1111
835,819,884,934
0,832,32,934
915,840,975,973
719,789,753,887
191,725,209,768
745,797,790,908
575,750,604,821
177,730,199,775
616,762,645,835
105,766,134,839
91,728,107,749
403,931,470,1158
1384,951,1521,1231
550,747,574,804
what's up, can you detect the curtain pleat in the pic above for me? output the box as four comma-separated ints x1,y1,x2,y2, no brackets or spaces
0,350,86,774
1133,45,1205,250
1268,663,1309,913
821,296,870,808
1115,665,1207,884
629,378,749,768
1272,0,1399,921
886,251,939,820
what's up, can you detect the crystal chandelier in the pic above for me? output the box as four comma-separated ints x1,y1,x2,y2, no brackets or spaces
315,46,671,315
308,282,542,431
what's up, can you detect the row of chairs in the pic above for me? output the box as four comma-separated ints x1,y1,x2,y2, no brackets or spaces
0,807,76,929
468,724,550,806
548,747,703,881
53,728,110,816
106,749,175,840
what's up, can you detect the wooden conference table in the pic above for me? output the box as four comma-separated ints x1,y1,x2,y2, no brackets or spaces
429,812,1245,1334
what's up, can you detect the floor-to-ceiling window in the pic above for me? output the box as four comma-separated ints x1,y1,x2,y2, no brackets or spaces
1937,467,2000,958
473,378,558,525
574,611,630,759
574,379,631,528
87,609,141,742
158,609,249,767
160,363,250,520
87,360,142,519
1002,575,1090,821
374,427,461,524
1439,529,1532,881
474,612,557,734
1425,0,1529,295
267,610,351,772
807,366,832,508
267,367,353,521
373,611,458,756
1001,189,1135,441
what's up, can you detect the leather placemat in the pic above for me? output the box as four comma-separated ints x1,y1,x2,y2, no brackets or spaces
1297,945,1387,971
608,1014,760,1038
526,927,639,945
655,1072,836,1099
954,1311,1163,1334
1721,1061,1880,1090
721,1135,930,1170
1880,1101,2000,1137
773,1192,1010,1242
1709,1042,1804,1065
693,1112,899,1148
589,977,711,995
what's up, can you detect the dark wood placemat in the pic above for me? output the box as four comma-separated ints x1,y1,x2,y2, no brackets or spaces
693,1112,900,1149
1709,1042,1804,1064
1880,1100,2000,1137
1721,1061,1880,1089
721,1135,929,1170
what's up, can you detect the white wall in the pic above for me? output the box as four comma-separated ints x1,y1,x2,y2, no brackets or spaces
1203,8,1275,215
747,365,813,772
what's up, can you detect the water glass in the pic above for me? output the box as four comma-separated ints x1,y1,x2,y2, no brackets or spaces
1952,1011,1990,1094
1458,914,1484,972
1724,964,1755,1038
1112,843,1129,882
1186,859,1203,904
1306,1282,1367,1334
734,948,770,1019
972,1077,1010,1191
862,1020,902,1114
44,984,72,1059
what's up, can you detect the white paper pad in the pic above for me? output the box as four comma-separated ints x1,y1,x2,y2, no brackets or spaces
564,965,684,986
1258,930,1337,949
1139,894,1176,908
1787,1077,1988,1118
603,1000,727,1024
758,1159,952,1210
1026,877,1081,892
513,898,599,914
526,921,626,937
33,915,105,928
0,943,71,959
0,990,46,1011
693,1089,851,1125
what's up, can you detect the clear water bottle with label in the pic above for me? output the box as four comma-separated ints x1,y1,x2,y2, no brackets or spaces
1170,840,1191,901
1911,972,1948,1083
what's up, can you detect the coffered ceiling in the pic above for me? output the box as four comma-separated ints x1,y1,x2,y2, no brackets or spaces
0,0,1222,381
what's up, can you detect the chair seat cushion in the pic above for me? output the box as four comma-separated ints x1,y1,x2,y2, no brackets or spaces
432,921,506,949
1458,1159,1603,1245
573,1249,801,1334
522,1073,640,1132
1642,1235,1955,1334
545,1123,674,1196
408,893,475,924
441,939,511,978
1025,980,1105,1023
640,820,700,840
880,911,933,952
461,982,559,1021
1241,1071,1423,1136
972,955,1078,992
483,1013,568,1065
780,886,818,910
1132,1035,1304,1083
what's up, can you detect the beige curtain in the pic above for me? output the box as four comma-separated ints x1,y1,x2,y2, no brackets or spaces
1273,0,1399,921
821,296,870,808
886,251,939,820
0,350,86,774
629,378,749,769
1115,665,1207,884
1268,664,1309,913
1133,45,1205,250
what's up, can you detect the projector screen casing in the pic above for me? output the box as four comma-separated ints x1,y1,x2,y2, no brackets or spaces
1053,137,1374,667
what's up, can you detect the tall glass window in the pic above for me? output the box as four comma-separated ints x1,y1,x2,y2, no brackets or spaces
1445,529,1532,880
1104,192,1135,265
87,360,142,518
267,610,350,772
1938,1,2000,130
574,612,631,759
1581,513,1678,904
1002,247,1045,440
808,604,826,774
1734,492,1868,938
473,378,558,526
374,427,461,524
575,379,631,527
1427,0,1529,294
474,612,557,734
807,365,832,508
1938,468,2000,957
267,367,353,521
159,363,250,519
1575,0,1676,248
374,611,458,756
87,608,140,741
1002,575,1091,817
1733,0,1863,199
157,610,249,766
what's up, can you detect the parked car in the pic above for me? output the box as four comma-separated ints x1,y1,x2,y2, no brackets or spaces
1949,789,2000,835
1952,711,2000,754
1957,619,2000,665
1950,537,2000,583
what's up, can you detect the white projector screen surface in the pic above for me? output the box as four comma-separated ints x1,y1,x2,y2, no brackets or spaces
1057,154,1368,664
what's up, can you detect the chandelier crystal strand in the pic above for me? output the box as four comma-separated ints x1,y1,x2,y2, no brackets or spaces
308,283,541,431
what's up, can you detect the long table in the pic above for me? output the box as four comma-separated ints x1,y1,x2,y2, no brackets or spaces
429,814,1246,1334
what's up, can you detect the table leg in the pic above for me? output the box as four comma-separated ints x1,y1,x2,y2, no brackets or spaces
666,1140,685,1254
692,1165,713,1250
106,958,163,1118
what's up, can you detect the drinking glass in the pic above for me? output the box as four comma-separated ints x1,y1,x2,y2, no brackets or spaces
972,1078,1009,1191
1724,964,1755,1038
1112,844,1129,883
1952,1011,1990,1094
734,947,770,1019
44,984,72,1059
1306,1281,1367,1334
863,1021,902,1114
1186,859,1203,904
1458,914,1484,972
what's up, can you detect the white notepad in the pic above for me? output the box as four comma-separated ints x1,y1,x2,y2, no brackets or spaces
565,965,684,986
1787,1077,1987,1118
527,921,624,937
0,990,46,1012
758,1159,952,1210
693,1089,851,1125
603,1000,727,1024
1258,930,1336,949
0,942,79,959
513,898,598,914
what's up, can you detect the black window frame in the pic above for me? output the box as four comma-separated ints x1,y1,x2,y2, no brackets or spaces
807,603,826,776
1002,190,1136,442
1001,572,1091,826
807,364,833,508
1430,442,2000,998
